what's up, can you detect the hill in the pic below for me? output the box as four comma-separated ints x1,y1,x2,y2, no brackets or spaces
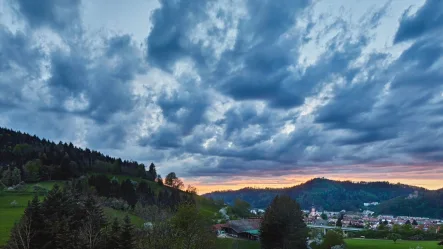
0,127,225,245
0,127,152,182
204,178,426,212
374,189,443,218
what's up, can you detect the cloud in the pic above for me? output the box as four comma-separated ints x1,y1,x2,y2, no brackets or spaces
12,0,81,32
394,0,443,44
1,0,443,188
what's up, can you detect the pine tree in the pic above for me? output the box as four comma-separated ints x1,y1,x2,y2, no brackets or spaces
106,218,121,249
26,195,44,249
119,216,134,249
148,163,157,181
260,195,308,249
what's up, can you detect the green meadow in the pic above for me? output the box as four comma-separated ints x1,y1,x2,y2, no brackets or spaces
346,239,441,249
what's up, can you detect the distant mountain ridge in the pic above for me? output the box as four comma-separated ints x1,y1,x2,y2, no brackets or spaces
204,178,443,218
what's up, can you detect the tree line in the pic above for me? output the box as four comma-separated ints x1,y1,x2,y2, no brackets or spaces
0,127,157,183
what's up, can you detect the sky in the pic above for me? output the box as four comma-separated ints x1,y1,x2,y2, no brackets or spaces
1,0,443,194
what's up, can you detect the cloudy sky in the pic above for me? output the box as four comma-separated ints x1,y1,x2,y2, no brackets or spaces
1,0,442,193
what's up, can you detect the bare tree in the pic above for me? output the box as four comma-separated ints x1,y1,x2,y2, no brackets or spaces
79,215,105,249
5,215,33,249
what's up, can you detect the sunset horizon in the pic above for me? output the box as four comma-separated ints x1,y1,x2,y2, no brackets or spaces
190,174,443,195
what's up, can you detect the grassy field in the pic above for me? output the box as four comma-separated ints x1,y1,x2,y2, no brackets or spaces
215,238,443,249
346,239,441,249
0,194,35,245
216,239,260,249
0,179,148,246
0,181,67,245
103,207,145,227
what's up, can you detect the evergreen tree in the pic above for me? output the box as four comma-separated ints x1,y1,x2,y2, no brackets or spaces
260,195,308,249
121,179,137,207
148,163,157,181
107,218,121,249
119,216,134,249
157,174,164,186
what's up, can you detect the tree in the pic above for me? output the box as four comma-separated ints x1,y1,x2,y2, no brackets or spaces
186,185,197,195
336,218,342,227
107,218,121,249
23,160,42,182
5,213,33,249
231,198,251,218
120,215,134,249
412,220,418,226
170,204,216,249
320,230,345,249
6,195,43,249
165,172,184,189
165,172,177,186
11,167,21,185
157,174,164,186
321,213,328,220
121,179,137,207
148,163,157,181
1,167,13,186
388,233,401,243
80,195,107,249
260,195,308,249
406,220,411,225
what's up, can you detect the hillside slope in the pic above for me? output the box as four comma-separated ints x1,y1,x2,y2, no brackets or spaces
374,189,443,218
205,178,425,212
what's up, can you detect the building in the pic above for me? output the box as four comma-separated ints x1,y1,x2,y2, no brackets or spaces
222,218,262,240
363,202,379,207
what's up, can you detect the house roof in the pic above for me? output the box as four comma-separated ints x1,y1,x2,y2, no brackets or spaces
243,230,260,236
227,219,261,233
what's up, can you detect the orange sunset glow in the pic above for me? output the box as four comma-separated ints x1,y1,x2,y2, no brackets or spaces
188,174,443,195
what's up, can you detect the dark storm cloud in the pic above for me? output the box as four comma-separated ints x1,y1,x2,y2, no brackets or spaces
147,0,313,110
1,0,143,151
44,34,141,124
394,0,443,44
0,25,43,109
156,87,209,136
2,0,443,181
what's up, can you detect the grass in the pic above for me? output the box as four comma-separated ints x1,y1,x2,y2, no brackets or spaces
0,194,34,245
216,239,260,249
345,239,441,249
216,238,443,249
195,195,224,219
103,207,145,228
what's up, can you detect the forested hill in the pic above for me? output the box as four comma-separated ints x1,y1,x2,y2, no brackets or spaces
204,178,426,212
374,189,443,219
0,127,155,181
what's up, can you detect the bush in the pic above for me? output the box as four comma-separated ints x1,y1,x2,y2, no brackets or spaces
100,197,130,211
10,200,18,207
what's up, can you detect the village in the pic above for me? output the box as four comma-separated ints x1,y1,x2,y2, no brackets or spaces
212,205,443,241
